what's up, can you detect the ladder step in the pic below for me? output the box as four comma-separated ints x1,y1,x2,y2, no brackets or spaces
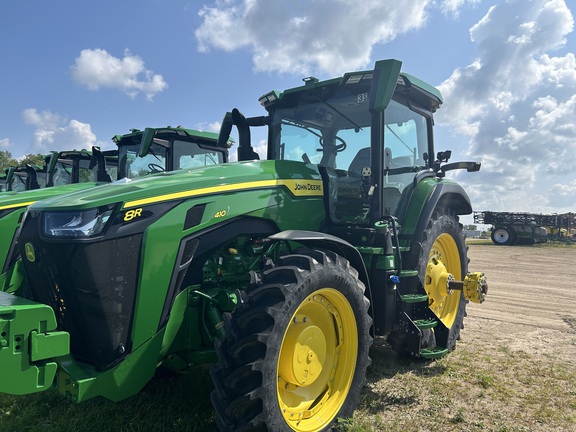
420,347,449,359
399,270,419,278
413,319,437,330
400,294,429,303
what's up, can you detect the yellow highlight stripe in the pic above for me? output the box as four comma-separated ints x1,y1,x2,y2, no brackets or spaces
0,201,36,211
122,179,323,209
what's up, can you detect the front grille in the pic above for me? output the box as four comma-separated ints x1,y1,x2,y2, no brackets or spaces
20,224,141,370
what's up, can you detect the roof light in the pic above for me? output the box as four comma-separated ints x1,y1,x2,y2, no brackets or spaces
346,73,373,84
258,91,278,106
302,76,319,85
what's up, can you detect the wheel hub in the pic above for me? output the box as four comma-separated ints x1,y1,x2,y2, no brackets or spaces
279,318,327,386
425,256,454,298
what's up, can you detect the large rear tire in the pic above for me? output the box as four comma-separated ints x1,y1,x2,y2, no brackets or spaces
418,211,468,351
211,249,372,432
491,226,515,245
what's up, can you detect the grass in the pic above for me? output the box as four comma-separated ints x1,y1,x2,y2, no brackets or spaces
2,333,575,432
0,366,217,432
340,335,576,432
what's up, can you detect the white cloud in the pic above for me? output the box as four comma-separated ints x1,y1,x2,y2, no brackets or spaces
195,0,431,75
195,0,484,75
194,121,222,133
436,0,575,213
549,179,576,207
22,109,99,154
440,0,481,17
0,138,11,149
70,49,168,100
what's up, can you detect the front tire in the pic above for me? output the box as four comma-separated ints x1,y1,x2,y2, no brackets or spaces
418,211,468,351
211,249,372,432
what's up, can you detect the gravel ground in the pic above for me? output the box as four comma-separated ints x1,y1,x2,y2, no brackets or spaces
466,243,576,333
463,242,576,366
465,243,576,365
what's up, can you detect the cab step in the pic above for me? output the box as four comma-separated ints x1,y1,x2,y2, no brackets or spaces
399,270,419,278
420,347,449,359
400,294,429,303
413,318,438,330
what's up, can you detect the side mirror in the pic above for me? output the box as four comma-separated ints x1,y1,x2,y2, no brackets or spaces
139,128,156,158
217,112,234,148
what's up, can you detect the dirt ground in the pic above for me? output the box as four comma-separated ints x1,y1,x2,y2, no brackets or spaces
363,243,576,431
466,243,576,365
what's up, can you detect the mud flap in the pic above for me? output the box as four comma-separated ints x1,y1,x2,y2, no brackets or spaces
0,291,69,395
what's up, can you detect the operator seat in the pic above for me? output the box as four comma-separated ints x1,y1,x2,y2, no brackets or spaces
348,147,370,174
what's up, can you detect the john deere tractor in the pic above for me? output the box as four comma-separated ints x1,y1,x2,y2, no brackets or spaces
3,158,48,192
0,127,228,294
0,59,486,431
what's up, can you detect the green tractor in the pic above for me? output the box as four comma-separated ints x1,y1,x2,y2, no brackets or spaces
1,148,115,290
3,160,46,192
0,148,114,194
0,59,486,431
0,128,228,294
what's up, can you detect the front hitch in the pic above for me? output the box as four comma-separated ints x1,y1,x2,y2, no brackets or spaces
0,291,69,395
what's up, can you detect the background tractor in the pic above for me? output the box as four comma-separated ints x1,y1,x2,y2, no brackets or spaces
0,127,228,294
0,59,486,432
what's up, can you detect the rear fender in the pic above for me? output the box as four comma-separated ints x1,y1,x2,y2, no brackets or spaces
0,291,69,395
398,180,471,238
399,180,472,266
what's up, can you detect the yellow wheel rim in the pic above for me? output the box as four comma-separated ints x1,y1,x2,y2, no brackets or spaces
277,288,358,432
424,233,462,328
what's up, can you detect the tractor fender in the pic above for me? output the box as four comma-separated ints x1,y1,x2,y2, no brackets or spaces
403,181,472,266
268,230,371,292
419,180,472,222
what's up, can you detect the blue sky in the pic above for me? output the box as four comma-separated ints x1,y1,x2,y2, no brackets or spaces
1,0,575,219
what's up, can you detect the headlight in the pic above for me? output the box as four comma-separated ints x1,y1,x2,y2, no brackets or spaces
43,205,114,238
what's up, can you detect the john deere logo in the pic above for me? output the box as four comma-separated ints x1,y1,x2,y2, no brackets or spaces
24,243,36,262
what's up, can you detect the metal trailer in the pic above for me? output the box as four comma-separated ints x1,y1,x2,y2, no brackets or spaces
474,211,576,245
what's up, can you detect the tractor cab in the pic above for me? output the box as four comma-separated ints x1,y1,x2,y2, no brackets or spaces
114,127,230,180
2,150,117,192
46,148,118,187
5,163,44,192
222,59,480,245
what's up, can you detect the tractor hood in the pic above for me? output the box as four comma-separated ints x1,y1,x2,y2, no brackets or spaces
0,183,99,213
27,160,323,212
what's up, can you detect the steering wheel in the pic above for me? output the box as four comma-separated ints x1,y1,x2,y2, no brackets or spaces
148,163,165,173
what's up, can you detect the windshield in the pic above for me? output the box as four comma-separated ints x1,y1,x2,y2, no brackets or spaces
11,173,28,192
271,87,372,170
120,142,167,179
173,139,224,169
118,139,225,179
272,95,428,174
52,161,73,186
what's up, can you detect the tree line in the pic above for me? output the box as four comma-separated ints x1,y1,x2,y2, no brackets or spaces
0,149,45,171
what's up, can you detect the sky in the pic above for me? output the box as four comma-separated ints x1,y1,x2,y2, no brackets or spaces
1,0,575,220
